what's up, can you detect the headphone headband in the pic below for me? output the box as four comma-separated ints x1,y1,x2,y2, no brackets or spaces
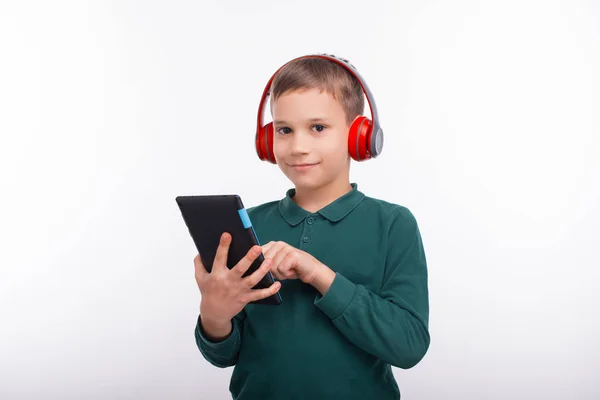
256,53,381,136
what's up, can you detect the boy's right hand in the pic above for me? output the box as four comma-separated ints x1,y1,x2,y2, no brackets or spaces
194,232,281,332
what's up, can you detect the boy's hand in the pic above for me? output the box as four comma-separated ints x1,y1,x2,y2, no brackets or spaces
261,241,326,285
195,233,282,330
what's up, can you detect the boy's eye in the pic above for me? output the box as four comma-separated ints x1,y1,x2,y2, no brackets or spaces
275,125,326,134
276,127,292,135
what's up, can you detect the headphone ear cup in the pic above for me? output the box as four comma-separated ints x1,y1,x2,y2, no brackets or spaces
255,122,276,163
348,116,373,161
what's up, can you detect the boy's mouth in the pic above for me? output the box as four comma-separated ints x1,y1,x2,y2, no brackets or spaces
288,162,320,171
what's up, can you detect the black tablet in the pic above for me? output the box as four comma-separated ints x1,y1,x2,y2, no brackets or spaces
176,194,282,306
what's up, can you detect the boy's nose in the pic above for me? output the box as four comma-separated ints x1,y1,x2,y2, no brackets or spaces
290,131,311,154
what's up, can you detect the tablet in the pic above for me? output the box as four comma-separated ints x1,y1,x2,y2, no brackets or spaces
176,194,282,306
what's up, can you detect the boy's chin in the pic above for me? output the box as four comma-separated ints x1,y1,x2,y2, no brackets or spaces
286,174,315,188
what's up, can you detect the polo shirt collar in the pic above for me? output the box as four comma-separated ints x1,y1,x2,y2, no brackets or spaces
279,183,365,226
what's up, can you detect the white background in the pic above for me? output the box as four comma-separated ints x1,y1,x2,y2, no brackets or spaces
1,1,599,399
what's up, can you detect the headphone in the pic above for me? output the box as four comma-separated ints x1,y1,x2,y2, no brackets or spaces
255,53,384,163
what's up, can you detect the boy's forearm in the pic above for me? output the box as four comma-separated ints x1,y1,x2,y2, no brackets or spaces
314,275,430,369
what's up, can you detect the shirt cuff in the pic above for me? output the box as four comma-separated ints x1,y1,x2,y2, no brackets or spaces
195,314,240,349
314,272,358,320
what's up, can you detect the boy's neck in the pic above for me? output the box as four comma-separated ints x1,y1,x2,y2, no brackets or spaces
291,179,353,214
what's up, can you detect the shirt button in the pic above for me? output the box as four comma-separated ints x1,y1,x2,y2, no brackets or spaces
302,236,311,243
307,217,314,225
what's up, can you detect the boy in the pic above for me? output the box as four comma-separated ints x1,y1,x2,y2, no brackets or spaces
193,54,430,399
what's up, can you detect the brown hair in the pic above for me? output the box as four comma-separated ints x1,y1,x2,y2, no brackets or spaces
269,57,365,126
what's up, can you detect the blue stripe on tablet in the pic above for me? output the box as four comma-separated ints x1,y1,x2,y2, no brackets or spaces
238,208,252,229
250,226,261,245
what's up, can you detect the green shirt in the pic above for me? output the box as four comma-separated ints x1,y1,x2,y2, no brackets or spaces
195,183,430,399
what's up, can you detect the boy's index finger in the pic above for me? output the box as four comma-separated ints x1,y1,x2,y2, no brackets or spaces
213,232,231,271
261,241,274,253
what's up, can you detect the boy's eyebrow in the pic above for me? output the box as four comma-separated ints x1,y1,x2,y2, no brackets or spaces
273,117,329,125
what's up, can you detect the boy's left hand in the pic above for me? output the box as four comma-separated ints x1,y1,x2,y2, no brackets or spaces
261,241,323,284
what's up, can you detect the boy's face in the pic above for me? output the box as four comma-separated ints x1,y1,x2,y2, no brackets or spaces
271,88,353,192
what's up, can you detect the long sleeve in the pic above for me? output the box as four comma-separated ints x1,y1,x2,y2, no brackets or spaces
194,310,246,368
314,208,430,369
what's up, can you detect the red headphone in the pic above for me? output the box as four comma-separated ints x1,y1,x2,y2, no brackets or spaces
255,53,384,164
